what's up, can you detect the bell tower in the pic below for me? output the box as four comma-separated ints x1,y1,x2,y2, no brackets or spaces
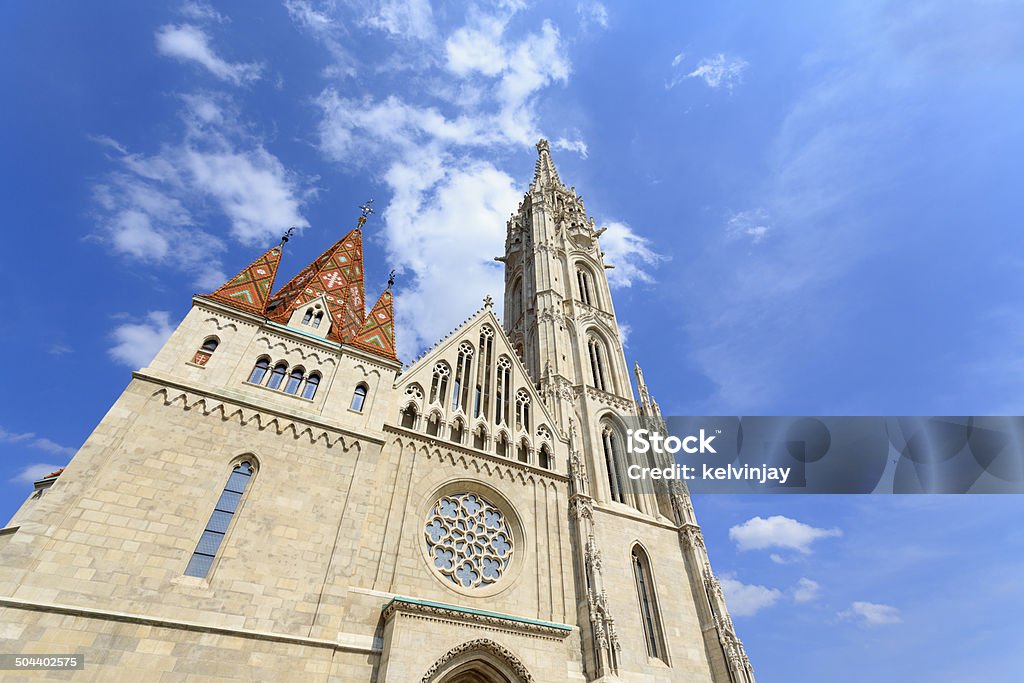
501,140,755,682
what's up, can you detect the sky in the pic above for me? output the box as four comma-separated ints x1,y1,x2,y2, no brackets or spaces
2,1,1024,680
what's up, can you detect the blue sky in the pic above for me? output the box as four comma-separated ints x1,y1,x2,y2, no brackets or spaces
2,1,1023,679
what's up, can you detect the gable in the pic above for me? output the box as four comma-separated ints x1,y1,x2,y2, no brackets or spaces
395,308,559,447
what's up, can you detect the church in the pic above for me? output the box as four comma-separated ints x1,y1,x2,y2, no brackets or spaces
0,141,754,682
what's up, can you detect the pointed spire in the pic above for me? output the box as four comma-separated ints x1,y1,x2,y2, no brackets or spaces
634,362,654,417
266,228,366,342
349,289,397,361
532,138,563,190
207,244,283,315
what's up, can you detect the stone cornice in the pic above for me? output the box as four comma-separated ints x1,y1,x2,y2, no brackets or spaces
383,424,568,483
134,370,386,447
382,597,572,641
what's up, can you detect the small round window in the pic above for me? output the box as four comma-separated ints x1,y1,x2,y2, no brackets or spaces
424,493,514,590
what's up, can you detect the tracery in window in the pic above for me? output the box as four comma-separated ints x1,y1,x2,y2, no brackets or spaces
603,425,625,503
577,266,595,306
514,389,530,434
633,545,668,662
588,335,610,392
495,356,512,427
429,362,451,406
474,325,494,419
452,342,474,413
424,493,513,590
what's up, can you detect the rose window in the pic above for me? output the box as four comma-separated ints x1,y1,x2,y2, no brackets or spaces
424,493,513,589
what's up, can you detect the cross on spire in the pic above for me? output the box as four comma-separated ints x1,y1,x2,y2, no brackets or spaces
357,199,375,227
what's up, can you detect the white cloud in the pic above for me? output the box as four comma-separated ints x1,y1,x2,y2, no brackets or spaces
155,24,262,85
48,343,73,356
793,577,821,603
284,0,357,78
367,0,436,40
576,1,609,31
600,221,665,287
553,137,589,158
729,515,843,554
179,1,228,24
108,311,177,369
720,575,783,617
92,94,311,287
687,53,749,90
727,209,771,243
0,427,78,457
838,601,902,626
12,464,65,485
668,53,748,90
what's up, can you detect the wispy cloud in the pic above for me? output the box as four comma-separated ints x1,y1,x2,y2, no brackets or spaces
667,53,748,90
155,24,262,85
730,515,842,555
793,577,821,603
720,574,783,617
47,343,73,356
108,311,176,369
600,221,665,287
838,601,902,626
576,1,609,31
92,94,312,288
0,427,77,457
727,209,771,244
179,1,228,24
12,463,65,485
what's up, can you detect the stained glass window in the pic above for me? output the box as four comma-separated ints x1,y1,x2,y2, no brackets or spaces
424,493,513,590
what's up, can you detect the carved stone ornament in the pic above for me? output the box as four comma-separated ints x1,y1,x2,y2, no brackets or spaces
420,638,535,683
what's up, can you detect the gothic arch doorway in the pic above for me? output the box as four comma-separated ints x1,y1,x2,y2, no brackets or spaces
420,639,534,683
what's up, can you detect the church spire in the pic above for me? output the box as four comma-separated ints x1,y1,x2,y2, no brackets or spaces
206,243,283,315
532,138,563,190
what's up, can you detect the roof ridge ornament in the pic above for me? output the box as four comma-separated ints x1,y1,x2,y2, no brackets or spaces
358,199,375,228
279,226,298,247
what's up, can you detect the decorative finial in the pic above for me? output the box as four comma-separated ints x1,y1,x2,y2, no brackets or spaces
386,269,396,290
279,226,298,246
536,138,550,154
483,294,494,309
357,199,375,227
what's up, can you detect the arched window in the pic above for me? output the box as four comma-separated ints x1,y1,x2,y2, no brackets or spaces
539,444,552,469
632,546,668,662
473,424,487,450
517,438,530,463
400,404,418,429
192,337,219,366
302,373,321,400
450,419,464,444
184,460,255,578
495,356,512,426
602,425,624,503
302,308,314,325
515,389,531,434
429,362,451,406
577,266,595,306
509,277,523,324
284,367,304,395
474,325,494,418
452,342,474,413
312,311,324,328
267,362,288,390
496,432,510,458
588,335,611,392
350,383,368,412
247,357,270,384
426,412,442,437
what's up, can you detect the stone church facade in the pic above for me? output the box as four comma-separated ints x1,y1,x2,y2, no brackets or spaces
0,141,754,682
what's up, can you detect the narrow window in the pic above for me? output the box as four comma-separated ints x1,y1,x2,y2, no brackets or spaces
452,342,474,412
302,373,321,400
450,419,464,444
496,432,510,458
247,358,270,384
426,413,441,437
302,308,314,325
201,338,219,353
517,438,530,463
312,311,324,328
429,362,450,406
193,337,219,366
540,444,551,469
350,384,368,412
400,404,418,429
515,389,531,433
588,336,609,392
473,425,486,450
633,546,667,662
267,362,288,390
476,326,494,419
185,461,254,578
284,368,304,394
496,357,512,426
603,426,623,503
